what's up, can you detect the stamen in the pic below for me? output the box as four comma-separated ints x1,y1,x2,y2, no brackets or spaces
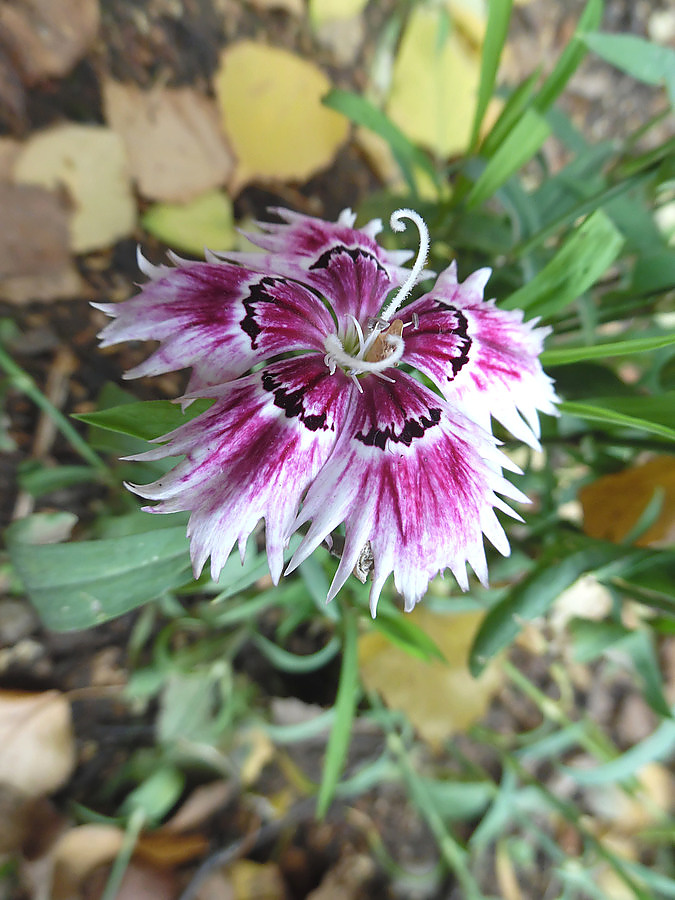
323,333,404,378
380,208,430,322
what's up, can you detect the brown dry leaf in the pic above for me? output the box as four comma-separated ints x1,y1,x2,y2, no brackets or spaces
51,824,124,899
0,0,100,84
0,137,20,179
0,182,70,279
214,42,349,188
84,861,177,900
385,5,485,158
102,80,235,203
0,267,84,304
580,456,675,547
135,831,209,868
0,689,76,798
163,781,232,834
247,0,303,13
359,609,502,747
229,860,286,900
13,123,136,253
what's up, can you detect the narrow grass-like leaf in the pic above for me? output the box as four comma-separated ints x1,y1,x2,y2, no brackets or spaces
469,536,645,676
18,462,102,496
322,88,439,194
561,714,675,784
582,32,675,108
541,333,675,365
469,0,513,150
370,607,446,662
534,0,603,112
480,70,540,157
560,395,675,441
501,210,624,315
317,608,360,817
252,634,340,674
7,520,191,630
466,109,551,209
74,400,213,442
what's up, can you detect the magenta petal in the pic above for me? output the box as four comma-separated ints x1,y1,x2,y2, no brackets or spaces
288,371,525,614
95,262,334,391
400,262,558,447
220,208,414,326
126,357,353,582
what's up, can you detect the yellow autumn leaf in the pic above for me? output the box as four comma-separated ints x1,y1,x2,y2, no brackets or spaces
359,609,502,748
12,124,136,253
580,456,675,547
214,42,349,188
386,5,484,158
309,0,369,24
142,190,235,256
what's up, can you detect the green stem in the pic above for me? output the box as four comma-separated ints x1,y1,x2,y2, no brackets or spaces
100,807,146,900
386,730,487,900
0,343,111,477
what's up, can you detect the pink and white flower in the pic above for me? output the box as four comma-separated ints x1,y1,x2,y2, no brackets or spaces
95,207,558,615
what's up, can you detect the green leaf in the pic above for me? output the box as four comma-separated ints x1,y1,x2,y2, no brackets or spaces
541,332,675,366
582,32,675,108
534,0,603,112
323,88,439,195
560,394,675,441
252,633,340,674
7,519,192,631
480,70,540,157
17,462,101,497
469,535,645,676
466,108,551,209
370,606,446,662
502,210,624,316
74,400,214,442
317,608,360,817
469,0,513,150
119,767,185,823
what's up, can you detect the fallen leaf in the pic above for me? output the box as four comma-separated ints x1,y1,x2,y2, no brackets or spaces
102,80,235,203
13,123,136,253
580,456,675,546
0,0,100,84
312,15,365,67
0,182,70,279
247,0,303,13
135,831,209,868
0,137,21,179
0,689,76,798
309,0,369,24
0,267,84,304
50,824,125,899
142,190,235,255
359,609,502,747
163,781,232,834
230,860,286,900
214,41,349,188
88,862,177,900
445,0,487,45
385,5,483,158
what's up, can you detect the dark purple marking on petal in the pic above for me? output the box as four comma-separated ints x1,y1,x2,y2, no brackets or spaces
438,302,472,378
240,276,281,349
406,299,472,380
355,405,441,450
309,245,388,279
262,368,333,432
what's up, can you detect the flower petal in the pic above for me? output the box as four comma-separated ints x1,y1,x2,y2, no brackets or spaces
126,356,352,581
95,261,334,393
287,371,525,615
400,262,558,448
218,207,414,326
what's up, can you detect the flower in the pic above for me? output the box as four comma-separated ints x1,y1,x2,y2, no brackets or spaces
95,207,558,615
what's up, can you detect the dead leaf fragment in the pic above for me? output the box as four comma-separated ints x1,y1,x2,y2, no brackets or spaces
142,190,235,255
0,689,76,798
0,182,70,279
214,41,349,187
103,80,235,203
50,824,125,899
230,860,286,900
580,456,675,546
13,123,136,253
359,609,502,747
0,0,100,84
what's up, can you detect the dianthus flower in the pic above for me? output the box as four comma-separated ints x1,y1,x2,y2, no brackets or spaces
96,208,558,615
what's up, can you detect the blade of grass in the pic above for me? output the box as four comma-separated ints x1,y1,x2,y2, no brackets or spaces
541,332,675,365
469,0,514,151
317,606,360,817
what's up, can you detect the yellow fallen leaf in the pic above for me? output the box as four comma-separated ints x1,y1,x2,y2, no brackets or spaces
385,5,482,158
445,0,487,45
102,80,235,203
580,456,675,547
214,42,349,187
359,609,502,747
309,0,369,24
13,124,136,253
0,689,76,798
51,824,125,899
230,860,286,900
142,190,235,256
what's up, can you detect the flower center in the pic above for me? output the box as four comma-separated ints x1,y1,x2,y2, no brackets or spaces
322,208,429,390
